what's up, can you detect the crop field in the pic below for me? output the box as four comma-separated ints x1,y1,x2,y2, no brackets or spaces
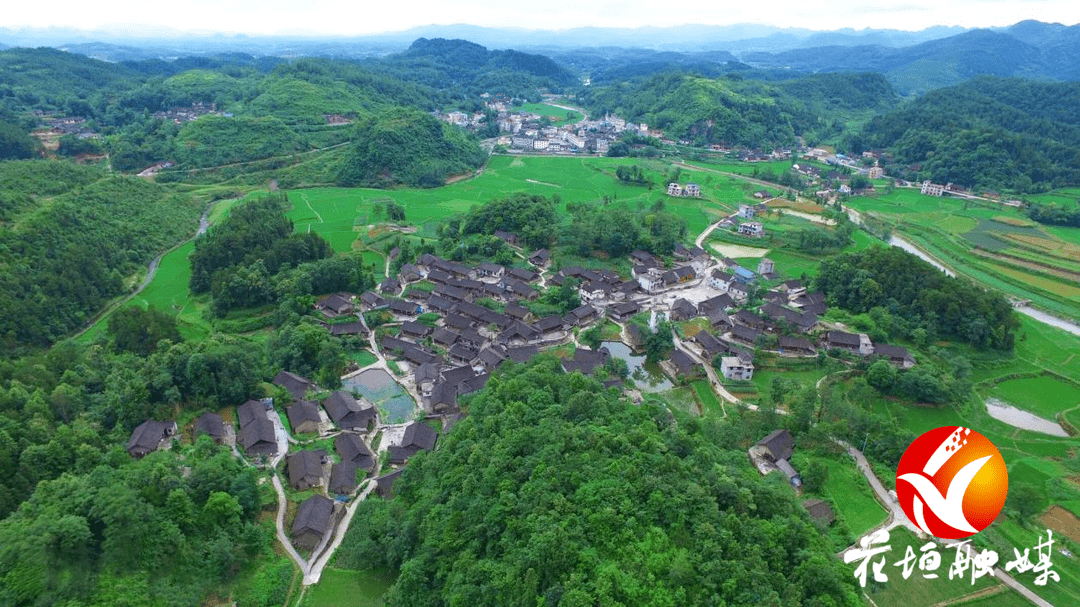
690,380,724,416
979,518,1080,607
988,375,1080,419
288,156,749,244
301,567,394,607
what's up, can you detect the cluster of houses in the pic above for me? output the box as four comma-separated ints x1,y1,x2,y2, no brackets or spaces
152,101,228,125
33,112,99,140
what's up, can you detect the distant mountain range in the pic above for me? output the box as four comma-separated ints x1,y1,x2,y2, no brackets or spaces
0,22,977,60
743,21,1080,94
2,21,1080,96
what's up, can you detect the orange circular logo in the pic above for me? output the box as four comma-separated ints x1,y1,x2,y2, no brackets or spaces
896,427,1008,539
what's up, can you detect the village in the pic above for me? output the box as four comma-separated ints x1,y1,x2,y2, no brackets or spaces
121,187,921,583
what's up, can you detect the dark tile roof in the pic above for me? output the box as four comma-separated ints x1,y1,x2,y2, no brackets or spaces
478,345,508,368
388,422,438,464
401,320,432,338
826,331,861,347
441,365,475,388
127,420,176,457
779,335,814,352
700,293,734,312
669,349,698,375
335,433,376,470
427,382,458,411
507,345,539,363
561,347,609,375
459,373,489,394
375,469,404,498
730,325,760,344
534,315,565,332
195,413,226,439
448,343,478,362
330,461,359,495
508,267,537,282
329,322,368,336
288,450,326,489
287,400,322,431
389,300,421,315
803,499,836,525
273,371,315,400
431,326,459,346
757,429,793,461
292,494,333,538
323,391,375,430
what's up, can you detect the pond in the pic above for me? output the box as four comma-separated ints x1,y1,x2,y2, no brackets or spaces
986,398,1069,437
602,341,672,393
343,369,416,424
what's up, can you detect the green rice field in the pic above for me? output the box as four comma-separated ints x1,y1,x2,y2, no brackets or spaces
793,453,887,537
989,375,1080,420
690,380,725,416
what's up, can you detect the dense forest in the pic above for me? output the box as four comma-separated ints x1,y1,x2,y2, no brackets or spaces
815,245,1019,349
338,358,861,607
0,161,203,349
847,77,1080,192
579,71,897,148
335,108,486,188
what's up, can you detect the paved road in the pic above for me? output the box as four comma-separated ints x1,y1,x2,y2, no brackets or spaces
272,474,309,573
695,219,724,249
670,333,735,415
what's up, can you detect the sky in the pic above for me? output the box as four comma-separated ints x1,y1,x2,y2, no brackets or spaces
3,0,1079,36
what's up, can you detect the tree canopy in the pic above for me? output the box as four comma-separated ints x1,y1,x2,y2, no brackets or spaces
338,358,861,607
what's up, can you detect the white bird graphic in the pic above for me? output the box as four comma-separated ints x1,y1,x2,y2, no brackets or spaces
898,455,992,535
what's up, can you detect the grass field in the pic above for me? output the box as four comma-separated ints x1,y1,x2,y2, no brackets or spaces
349,350,379,368
517,102,582,126
989,375,1080,419
301,567,394,607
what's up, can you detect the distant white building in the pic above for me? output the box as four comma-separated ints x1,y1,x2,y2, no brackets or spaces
921,181,945,196
738,204,756,219
668,183,683,196
684,183,701,197
533,139,550,151
720,357,754,380
868,166,884,179
757,258,775,276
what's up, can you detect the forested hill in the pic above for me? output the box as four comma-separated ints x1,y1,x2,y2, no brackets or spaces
848,77,1080,192
0,161,203,349
579,71,897,148
338,358,861,607
374,37,579,96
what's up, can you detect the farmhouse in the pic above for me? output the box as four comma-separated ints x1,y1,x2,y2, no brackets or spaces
273,371,315,400
292,495,334,549
237,399,277,457
323,391,376,430
720,356,754,381
388,422,438,464
874,343,916,368
825,331,873,355
921,180,945,196
287,400,322,435
335,433,376,470
738,222,765,237
195,413,226,444
667,183,683,196
288,450,327,490
127,420,177,458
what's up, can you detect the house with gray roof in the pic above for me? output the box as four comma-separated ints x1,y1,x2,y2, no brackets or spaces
127,420,177,458
292,495,334,549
